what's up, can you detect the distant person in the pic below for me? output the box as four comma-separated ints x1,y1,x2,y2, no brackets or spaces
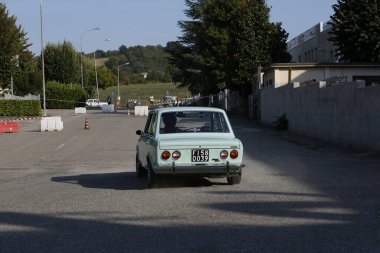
127,100,132,109
107,95,112,105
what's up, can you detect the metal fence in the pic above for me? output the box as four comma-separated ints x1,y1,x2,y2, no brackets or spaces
194,89,243,113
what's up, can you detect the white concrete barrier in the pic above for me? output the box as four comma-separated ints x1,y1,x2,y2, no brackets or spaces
101,104,115,113
319,81,327,88
41,116,63,131
75,107,86,114
134,106,148,116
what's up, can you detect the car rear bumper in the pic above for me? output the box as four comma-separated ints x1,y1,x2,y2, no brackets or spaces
154,161,244,176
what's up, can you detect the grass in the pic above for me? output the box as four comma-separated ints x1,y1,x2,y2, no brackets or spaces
83,57,108,67
98,83,190,105
96,58,108,66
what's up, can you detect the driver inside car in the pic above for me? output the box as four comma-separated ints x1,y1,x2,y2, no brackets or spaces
161,113,177,133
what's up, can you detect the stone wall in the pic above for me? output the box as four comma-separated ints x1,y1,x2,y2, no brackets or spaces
260,81,380,151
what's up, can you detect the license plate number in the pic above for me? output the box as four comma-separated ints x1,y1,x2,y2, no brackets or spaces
192,149,209,162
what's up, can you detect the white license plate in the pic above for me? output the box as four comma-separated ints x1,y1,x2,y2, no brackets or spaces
191,149,209,162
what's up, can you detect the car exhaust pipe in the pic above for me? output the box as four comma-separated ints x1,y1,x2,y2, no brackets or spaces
172,162,176,175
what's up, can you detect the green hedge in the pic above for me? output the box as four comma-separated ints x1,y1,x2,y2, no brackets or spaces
46,81,86,109
0,100,42,117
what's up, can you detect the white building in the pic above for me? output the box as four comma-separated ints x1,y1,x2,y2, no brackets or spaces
287,22,338,63
262,63,380,88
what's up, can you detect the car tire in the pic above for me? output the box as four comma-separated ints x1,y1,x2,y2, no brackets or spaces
136,154,146,178
147,162,157,188
227,173,241,185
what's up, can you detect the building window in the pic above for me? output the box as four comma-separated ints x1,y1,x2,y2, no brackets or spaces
298,55,301,63
315,48,318,62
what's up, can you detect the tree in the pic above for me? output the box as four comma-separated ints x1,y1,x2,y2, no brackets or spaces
329,0,380,62
0,3,34,88
106,45,170,84
119,45,128,56
14,60,42,95
226,0,274,87
87,65,116,90
43,41,80,84
268,23,292,63
166,0,290,95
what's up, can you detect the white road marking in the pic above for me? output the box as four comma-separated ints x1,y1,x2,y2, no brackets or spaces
56,143,66,150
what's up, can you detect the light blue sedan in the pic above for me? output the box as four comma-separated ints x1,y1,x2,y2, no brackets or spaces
136,107,244,188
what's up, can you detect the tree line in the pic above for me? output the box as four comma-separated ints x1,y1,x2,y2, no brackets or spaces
1,0,379,98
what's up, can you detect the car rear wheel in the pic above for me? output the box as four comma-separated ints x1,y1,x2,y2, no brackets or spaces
227,173,241,185
147,162,157,188
136,154,146,178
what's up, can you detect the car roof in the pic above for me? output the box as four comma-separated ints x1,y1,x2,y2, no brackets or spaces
152,106,226,114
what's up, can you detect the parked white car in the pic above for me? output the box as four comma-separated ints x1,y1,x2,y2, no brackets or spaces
86,99,107,108
163,96,178,106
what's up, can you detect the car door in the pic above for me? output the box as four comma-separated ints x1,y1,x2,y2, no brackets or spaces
138,112,158,168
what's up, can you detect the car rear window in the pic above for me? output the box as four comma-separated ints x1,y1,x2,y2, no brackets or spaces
159,111,230,134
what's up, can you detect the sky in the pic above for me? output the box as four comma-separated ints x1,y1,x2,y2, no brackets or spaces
3,0,337,55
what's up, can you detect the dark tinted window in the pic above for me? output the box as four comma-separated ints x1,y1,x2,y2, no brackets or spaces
159,111,230,134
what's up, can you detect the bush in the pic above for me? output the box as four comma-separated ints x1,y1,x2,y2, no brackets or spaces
46,81,86,109
0,100,41,117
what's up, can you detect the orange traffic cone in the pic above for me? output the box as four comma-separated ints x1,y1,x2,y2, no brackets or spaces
84,118,89,129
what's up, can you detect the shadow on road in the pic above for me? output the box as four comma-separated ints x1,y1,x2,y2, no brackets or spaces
225,116,380,252
0,209,378,253
2,116,378,252
51,172,217,190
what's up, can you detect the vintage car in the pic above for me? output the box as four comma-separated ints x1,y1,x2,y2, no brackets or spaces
136,107,244,187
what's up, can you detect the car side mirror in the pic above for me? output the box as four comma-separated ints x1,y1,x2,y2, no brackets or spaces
136,130,142,136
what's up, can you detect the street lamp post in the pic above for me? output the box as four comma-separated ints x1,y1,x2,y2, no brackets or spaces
94,39,110,101
80,27,100,88
40,0,46,116
117,62,129,98
93,50,99,101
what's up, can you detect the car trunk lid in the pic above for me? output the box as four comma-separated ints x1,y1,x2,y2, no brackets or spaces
159,137,240,150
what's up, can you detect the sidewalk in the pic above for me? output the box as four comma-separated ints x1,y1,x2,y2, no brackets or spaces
229,114,380,157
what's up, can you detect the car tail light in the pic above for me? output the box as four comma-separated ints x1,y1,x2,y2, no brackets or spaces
161,151,171,160
230,150,238,159
172,151,181,160
220,150,228,159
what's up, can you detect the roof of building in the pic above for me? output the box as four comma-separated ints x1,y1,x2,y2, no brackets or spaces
263,62,380,71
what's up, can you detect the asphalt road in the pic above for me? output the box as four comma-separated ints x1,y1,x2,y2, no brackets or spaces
0,110,379,253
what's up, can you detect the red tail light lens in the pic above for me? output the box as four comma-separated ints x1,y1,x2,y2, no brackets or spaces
220,150,228,159
161,151,171,160
230,150,238,159
172,151,181,160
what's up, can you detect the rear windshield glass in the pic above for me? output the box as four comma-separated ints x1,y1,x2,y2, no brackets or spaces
159,111,230,134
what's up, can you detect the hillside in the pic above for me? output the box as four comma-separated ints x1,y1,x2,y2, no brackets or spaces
98,82,189,105
85,45,172,84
